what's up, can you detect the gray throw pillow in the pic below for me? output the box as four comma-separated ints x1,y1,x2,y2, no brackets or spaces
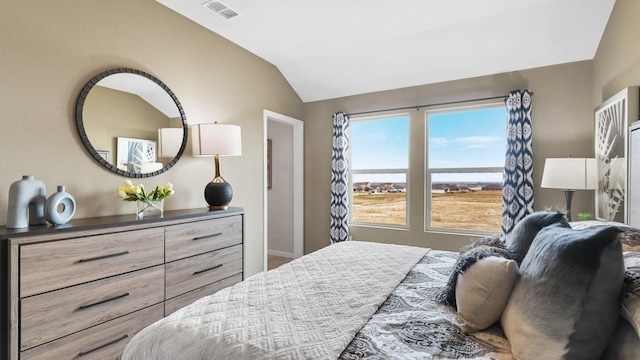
505,211,568,263
501,224,624,360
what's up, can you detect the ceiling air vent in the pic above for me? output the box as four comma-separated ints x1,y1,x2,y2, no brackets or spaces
203,1,239,20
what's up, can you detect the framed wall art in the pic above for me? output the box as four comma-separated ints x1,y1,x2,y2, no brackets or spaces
116,137,157,172
594,86,639,223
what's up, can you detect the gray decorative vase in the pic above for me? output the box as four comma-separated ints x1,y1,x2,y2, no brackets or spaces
45,185,76,225
7,175,47,229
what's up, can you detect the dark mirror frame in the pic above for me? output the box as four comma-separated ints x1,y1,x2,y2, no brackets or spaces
75,68,188,178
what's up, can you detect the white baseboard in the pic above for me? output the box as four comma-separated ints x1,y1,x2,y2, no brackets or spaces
268,249,294,258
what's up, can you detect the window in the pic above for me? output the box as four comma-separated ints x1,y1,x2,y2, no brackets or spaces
350,114,409,227
426,105,506,234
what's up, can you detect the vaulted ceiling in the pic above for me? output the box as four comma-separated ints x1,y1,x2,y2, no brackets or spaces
156,0,616,102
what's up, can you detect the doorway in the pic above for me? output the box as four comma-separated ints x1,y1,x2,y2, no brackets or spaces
263,110,304,271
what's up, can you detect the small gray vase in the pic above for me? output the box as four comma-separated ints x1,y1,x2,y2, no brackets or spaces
45,185,76,225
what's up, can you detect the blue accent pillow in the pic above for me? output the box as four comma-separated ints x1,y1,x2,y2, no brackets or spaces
501,224,624,360
505,211,568,263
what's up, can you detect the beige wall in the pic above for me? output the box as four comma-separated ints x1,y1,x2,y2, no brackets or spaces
304,61,595,254
593,0,640,105
0,0,304,277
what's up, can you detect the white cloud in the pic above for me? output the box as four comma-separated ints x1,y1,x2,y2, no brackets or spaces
428,136,500,149
452,136,500,149
429,137,449,147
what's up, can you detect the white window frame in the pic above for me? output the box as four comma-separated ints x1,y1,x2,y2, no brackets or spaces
424,102,505,235
349,114,410,229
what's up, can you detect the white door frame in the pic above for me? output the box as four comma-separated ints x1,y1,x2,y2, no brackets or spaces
263,110,304,271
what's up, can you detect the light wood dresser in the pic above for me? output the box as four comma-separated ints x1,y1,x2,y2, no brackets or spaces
0,207,244,360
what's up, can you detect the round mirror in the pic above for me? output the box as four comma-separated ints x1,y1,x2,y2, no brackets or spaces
75,68,187,178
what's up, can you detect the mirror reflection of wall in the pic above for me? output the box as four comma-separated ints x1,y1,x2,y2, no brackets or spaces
83,85,173,170
76,69,187,177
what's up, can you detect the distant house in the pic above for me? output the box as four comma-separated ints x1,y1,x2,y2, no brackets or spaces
353,182,372,193
482,184,503,191
432,184,448,194
446,185,469,193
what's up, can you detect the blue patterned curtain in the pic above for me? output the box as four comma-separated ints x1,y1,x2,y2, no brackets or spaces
330,112,350,243
502,90,534,235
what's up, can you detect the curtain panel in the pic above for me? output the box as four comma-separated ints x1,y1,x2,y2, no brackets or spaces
330,112,350,243
502,90,534,235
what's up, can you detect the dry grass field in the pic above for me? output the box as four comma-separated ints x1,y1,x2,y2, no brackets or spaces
431,191,502,232
352,193,407,225
352,191,502,233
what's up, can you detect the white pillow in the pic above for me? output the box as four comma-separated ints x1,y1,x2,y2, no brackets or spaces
455,256,519,333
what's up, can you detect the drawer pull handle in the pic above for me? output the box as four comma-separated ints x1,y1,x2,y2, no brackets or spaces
79,292,130,310
193,264,223,275
78,334,129,356
192,232,223,241
78,251,130,263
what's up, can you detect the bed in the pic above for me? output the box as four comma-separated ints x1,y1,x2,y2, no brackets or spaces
121,215,640,360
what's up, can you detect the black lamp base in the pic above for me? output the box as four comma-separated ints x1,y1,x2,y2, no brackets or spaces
562,189,575,222
205,180,233,211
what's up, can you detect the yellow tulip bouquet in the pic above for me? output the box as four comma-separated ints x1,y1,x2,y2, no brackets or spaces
117,180,175,201
117,180,174,217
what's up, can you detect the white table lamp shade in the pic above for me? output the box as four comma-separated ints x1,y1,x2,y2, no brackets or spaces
158,128,183,158
541,158,597,190
192,123,242,157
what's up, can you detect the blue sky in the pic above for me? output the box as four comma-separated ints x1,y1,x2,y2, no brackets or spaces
351,107,506,183
429,107,506,182
351,115,409,183
351,115,409,170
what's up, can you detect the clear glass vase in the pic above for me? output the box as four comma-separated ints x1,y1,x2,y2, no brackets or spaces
136,199,164,218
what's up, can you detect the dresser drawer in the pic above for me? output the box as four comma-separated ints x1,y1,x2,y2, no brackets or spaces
21,304,163,360
21,265,164,351
20,227,164,297
165,244,242,299
165,215,242,262
165,274,242,315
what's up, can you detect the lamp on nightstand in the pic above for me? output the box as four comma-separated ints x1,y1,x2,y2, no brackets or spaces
191,122,242,210
541,157,597,221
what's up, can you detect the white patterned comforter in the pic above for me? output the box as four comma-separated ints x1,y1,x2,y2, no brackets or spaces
121,241,429,360
339,250,513,360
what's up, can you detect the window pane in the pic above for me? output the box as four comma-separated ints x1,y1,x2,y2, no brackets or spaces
428,107,506,168
352,173,406,226
430,172,503,233
350,115,409,227
351,116,409,170
426,106,506,234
